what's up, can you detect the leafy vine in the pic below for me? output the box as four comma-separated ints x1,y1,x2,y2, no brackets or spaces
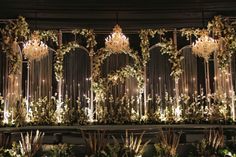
92,48,144,102
139,29,166,65
38,30,59,45
54,42,80,81
140,29,183,79
157,38,184,79
54,29,97,82
208,16,236,72
0,16,29,74
72,29,97,53
180,28,202,40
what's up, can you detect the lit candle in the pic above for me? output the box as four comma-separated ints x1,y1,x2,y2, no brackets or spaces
151,84,153,99
35,91,37,100
185,88,188,94
73,80,76,102
50,86,53,98
42,79,45,97
164,83,167,94
159,77,161,97
70,84,72,102
66,84,68,97
61,79,63,97
2,76,4,97
25,80,27,97
78,83,80,98
39,81,41,98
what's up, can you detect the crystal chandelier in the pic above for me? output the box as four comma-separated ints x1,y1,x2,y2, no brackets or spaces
192,34,218,61
105,24,130,52
23,32,48,61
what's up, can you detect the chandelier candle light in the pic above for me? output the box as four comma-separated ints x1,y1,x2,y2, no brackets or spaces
105,24,130,52
23,32,48,61
23,32,49,119
192,34,218,61
192,33,218,102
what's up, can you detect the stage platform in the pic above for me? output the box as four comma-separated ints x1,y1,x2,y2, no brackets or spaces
0,124,235,145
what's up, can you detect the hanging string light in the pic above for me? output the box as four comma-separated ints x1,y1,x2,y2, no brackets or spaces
23,32,48,61
105,24,130,52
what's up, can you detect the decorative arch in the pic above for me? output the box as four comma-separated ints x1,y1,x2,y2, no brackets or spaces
62,46,91,107
28,49,53,100
92,48,144,102
146,45,175,100
178,45,198,95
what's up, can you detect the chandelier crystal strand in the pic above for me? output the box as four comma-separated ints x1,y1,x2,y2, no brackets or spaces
105,24,130,52
23,33,48,61
192,35,218,61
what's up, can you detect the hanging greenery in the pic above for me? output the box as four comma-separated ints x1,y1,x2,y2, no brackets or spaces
0,17,59,75
0,16,29,41
54,42,80,81
92,48,144,102
107,65,144,90
54,28,96,82
72,28,97,53
139,29,183,79
208,16,236,73
180,28,202,40
139,29,166,65
157,38,184,79
0,16,30,75
38,30,59,45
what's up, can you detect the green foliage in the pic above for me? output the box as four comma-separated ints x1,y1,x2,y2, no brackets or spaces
122,131,150,157
54,42,80,81
218,148,236,157
0,16,29,75
0,142,23,157
154,129,181,157
180,28,202,40
103,136,121,157
29,97,56,125
1,16,29,41
72,29,97,52
84,131,149,157
140,29,184,79
82,130,107,157
157,38,184,79
139,29,166,65
77,98,89,125
38,30,58,45
54,28,96,82
19,130,44,157
92,48,144,113
189,129,225,157
45,144,75,157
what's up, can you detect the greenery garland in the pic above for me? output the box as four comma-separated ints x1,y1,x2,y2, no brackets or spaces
157,38,184,79
208,16,236,73
0,16,29,75
92,48,144,102
72,29,97,53
140,29,183,79
0,17,60,75
139,29,166,65
54,42,80,81
38,30,59,45
54,29,97,82
180,16,236,73
180,28,202,40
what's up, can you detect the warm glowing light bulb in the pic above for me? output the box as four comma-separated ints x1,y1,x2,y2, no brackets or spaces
105,24,130,52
